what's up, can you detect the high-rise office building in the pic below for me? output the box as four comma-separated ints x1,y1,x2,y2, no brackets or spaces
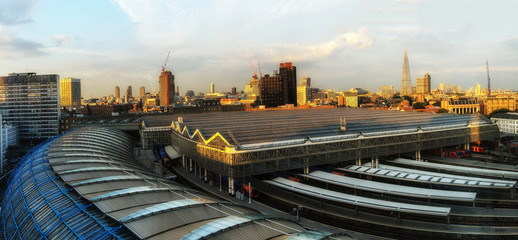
400,50,412,96
231,87,237,96
159,71,175,106
175,86,180,96
439,83,444,93
259,73,283,107
210,83,215,94
60,78,81,109
127,86,132,98
416,73,431,94
259,62,298,107
0,72,60,141
297,86,312,106
140,86,145,97
300,75,311,87
115,86,120,99
279,62,297,106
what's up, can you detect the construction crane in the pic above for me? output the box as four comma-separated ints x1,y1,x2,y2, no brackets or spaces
486,59,491,97
258,60,262,78
249,60,258,79
162,51,171,72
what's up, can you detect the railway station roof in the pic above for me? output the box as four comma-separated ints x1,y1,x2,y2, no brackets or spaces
144,108,491,149
1,127,348,239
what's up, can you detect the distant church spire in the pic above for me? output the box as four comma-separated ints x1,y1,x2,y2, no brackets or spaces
401,49,412,96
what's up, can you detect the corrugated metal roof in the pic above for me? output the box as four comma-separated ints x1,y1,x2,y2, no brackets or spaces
150,108,490,148
181,214,269,240
2,126,326,239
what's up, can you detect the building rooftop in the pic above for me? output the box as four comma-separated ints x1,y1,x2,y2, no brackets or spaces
492,112,518,120
1,127,349,239
145,108,491,149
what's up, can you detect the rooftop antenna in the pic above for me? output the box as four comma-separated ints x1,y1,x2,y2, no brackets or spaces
486,59,491,97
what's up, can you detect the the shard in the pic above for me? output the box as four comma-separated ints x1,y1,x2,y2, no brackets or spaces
400,49,412,96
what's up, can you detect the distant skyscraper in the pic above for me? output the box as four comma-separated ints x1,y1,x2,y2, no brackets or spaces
439,83,444,93
416,73,431,94
210,83,215,94
115,86,120,99
259,73,283,107
400,50,412,96
140,86,145,97
175,85,179,96
0,72,60,141
279,62,297,106
159,71,175,106
127,86,132,98
259,62,298,107
300,74,311,87
60,78,81,109
231,87,237,95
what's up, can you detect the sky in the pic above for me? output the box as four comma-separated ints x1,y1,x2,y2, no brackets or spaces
1,0,517,98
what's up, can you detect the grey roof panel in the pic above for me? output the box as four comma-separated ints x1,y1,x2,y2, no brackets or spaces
181,214,268,240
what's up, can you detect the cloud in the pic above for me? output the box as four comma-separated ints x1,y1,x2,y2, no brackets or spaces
270,0,343,15
0,26,44,58
52,35,70,46
0,0,38,25
249,28,373,62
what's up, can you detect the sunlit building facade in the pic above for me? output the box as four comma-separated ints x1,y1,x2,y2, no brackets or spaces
380,85,395,98
140,86,145,97
0,72,60,141
297,86,312,106
481,97,516,115
416,73,431,94
60,77,81,109
159,70,175,106
115,85,120,99
441,98,480,114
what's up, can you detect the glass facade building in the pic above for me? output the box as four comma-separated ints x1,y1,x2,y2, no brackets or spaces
0,72,60,141
60,77,81,109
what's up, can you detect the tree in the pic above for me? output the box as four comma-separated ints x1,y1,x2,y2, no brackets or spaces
392,94,401,99
413,102,426,109
437,108,449,113
402,95,413,105
488,108,510,118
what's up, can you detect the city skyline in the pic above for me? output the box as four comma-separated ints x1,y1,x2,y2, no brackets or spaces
1,1,518,97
